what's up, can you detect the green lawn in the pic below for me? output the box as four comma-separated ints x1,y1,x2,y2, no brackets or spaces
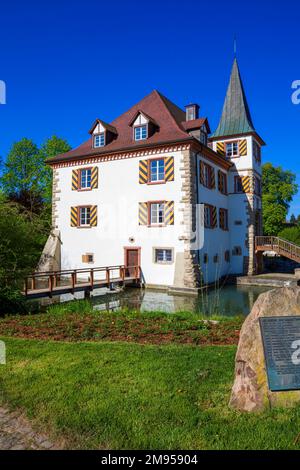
1,336,300,449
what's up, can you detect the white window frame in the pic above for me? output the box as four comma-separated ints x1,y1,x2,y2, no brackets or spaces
94,133,105,148
79,206,91,227
226,141,239,158
150,159,165,182
153,248,173,264
80,168,92,189
150,202,165,225
134,125,147,141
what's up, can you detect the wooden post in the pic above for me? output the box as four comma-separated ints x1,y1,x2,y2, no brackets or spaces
90,269,94,289
49,275,54,296
106,268,110,286
71,272,76,293
31,276,36,291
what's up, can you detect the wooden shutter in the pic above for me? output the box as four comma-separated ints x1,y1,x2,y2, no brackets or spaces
216,142,225,156
164,156,174,182
199,161,205,184
219,208,224,229
210,168,215,189
90,206,97,226
139,159,148,184
239,139,247,156
165,201,174,225
70,206,78,227
241,176,250,193
212,206,217,228
72,170,79,190
218,170,222,192
91,167,98,189
139,202,148,225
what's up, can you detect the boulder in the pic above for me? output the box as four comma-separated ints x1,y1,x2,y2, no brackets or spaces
229,287,300,412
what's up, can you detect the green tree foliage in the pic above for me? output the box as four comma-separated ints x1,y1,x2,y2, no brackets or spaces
278,226,300,245
0,196,48,313
290,214,296,224
262,163,298,235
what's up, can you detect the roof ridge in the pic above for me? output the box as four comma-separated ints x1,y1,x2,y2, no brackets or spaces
154,90,186,131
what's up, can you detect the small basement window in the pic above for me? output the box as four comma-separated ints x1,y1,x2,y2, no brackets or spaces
154,248,173,264
94,133,105,148
82,253,94,263
134,125,147,141
232,246,242,256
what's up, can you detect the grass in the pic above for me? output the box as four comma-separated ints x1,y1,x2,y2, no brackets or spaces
1,336,300,449
0,300,243,346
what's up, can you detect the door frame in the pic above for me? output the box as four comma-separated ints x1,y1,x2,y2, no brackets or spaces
124,247,141,268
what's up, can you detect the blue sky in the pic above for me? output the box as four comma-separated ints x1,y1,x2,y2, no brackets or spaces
0,0,299,214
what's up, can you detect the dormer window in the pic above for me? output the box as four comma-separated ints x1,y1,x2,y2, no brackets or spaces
134,125,147,141
94,133,105,148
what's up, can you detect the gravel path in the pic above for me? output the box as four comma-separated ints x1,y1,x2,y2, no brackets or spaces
0,406,61,450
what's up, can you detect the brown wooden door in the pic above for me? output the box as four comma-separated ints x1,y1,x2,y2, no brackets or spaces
125,248,139,277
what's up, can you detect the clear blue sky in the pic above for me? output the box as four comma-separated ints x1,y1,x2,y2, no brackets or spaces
0,0,299,214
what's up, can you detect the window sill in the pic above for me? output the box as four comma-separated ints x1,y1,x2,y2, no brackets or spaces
147,224,166,228
77,188,93,192
76,226,92,229
147,180,166,185
154,261,173,265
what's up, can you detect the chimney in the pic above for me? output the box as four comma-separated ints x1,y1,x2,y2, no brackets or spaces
185,103,199,121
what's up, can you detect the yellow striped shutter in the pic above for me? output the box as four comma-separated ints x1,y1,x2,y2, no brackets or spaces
164,156,174,182
199,161,205,184
70,206,78,227
212,206,217,228
90,206,97,226
242,176,251,193
210,168,215,188
91,167,98,189
216,142,225,156
138,202,148,225
239,139,247,156
72,170,79,190
139,159,148,184
165,201,174,225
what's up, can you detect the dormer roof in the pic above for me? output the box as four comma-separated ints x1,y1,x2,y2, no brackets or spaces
89,119,118,135
128,110,159,128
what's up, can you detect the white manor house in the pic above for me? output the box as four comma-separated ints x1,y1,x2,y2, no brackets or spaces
46,58,264,292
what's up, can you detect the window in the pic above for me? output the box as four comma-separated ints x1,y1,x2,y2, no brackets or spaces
154,248,173,264
232,246,242,256
201,162,215,189
213,254,219,263
79,207,91,226
204,204,215,228
200,130,207,145
218,171,227,194
150,159,165,182
219,208,229,231
226,142,239,158
203,253,208,264
134,125,147,141
150,202,165,225
80,168,92,189
234,176,243,193
254,177,261,196
82,253,94,263
253,141,261,163
94,133,105,148
224,250,230,262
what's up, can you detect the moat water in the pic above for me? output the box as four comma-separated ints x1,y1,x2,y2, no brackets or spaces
37,284,271,317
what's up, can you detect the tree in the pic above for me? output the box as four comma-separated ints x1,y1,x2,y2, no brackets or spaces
262,163,298,235
290,214,296,224
39,136,71,205
278,226,300,245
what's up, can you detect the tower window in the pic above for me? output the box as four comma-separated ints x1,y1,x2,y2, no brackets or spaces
226,142,239,158
234,176,243,193
94,133,105,148
134,125,147,141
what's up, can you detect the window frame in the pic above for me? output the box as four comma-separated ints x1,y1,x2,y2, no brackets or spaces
78,206,92,228
219,208,229,231
234,176,244,193
148,201,165,226
218,170,228,195
153,247,174,265
204,204,215,229
93,132,105,148
226,141,239,158
202,162,214,189
134,124,148,141
79,167,92,191
148,158,165,184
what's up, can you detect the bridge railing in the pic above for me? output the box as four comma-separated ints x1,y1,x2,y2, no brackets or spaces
23,265,141,296
255,236,300,261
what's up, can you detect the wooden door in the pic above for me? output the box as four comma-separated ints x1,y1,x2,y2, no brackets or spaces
124,248,140,277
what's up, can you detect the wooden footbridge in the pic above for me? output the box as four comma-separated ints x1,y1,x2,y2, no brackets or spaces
255,236,300,263
23,265,141,299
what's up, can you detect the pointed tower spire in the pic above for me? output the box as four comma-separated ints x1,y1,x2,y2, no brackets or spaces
212,58,255,138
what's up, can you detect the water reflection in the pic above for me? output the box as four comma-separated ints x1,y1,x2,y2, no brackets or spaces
42,284,271,317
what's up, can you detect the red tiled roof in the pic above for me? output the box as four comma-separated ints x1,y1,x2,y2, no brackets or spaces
47,90,209,164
